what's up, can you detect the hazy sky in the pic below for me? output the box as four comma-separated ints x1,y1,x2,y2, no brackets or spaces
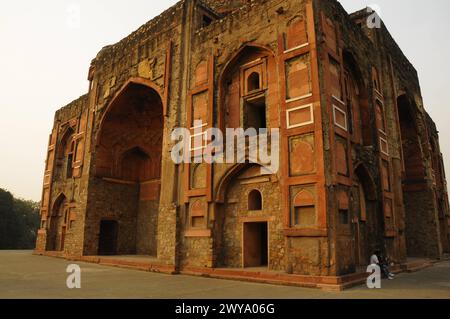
1,0,449,201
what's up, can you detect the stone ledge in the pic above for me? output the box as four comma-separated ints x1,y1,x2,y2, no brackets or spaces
33,251,448,291
33,250,65,259
180,266,369,291
33,251,177,275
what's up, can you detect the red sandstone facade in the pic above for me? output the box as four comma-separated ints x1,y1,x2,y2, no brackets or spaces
35,0,450,283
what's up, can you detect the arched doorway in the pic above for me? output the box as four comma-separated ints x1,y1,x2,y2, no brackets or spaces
219,45,276,132
47,194,67,251
93,81,163,256
56,127,75,179
215,164,282,270
343,51,370,145
353,164,380,266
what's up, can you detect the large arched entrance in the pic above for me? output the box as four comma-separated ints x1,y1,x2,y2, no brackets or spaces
93,81,163,256
397,94,439,257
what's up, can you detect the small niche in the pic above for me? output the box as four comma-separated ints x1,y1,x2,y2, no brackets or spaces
248,189,263,211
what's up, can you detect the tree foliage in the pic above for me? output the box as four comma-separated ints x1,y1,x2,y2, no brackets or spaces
0,188,40,249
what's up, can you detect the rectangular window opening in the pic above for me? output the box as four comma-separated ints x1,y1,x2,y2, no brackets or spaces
339,209,349,224
244,94,267,131
66,154,74,179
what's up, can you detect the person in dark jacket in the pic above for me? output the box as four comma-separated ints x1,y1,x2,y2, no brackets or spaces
370,249,395,280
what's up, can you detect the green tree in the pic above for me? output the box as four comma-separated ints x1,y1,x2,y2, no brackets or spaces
0,188,40,249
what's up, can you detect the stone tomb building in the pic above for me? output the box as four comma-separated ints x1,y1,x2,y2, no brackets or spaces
36,0,450,284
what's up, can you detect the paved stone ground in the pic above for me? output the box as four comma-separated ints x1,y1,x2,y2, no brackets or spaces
1,251,449,299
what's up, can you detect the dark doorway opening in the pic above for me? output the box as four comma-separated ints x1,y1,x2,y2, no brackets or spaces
247,72,261,92
98,220,119,255
60,226,66,252
243,222,268,268
244,95,267,131
47,194,67,252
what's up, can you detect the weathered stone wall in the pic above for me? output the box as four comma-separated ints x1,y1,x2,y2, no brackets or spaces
36,0,449,279
180,235,213,268
34,0,185,257
404,189,441,257
84,178,139,255
137,200,159,256
315,0,448,271
426,114,450,253
286,237,329,276
315,0,387,274
36,94,90,256
189,0,332,276
83,1,187,262
201,0,251,14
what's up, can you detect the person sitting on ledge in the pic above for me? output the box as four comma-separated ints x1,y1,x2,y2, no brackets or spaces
370,249,395,280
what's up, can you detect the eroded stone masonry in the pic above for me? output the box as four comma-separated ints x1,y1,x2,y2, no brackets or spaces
36,0,450,281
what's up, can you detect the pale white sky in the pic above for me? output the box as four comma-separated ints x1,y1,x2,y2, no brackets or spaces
0,0,449,201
